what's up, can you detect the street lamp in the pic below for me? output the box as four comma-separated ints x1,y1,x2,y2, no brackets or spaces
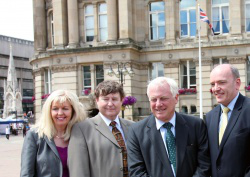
107,61,135,118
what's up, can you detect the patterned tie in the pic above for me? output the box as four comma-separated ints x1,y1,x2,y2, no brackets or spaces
110,121,128,177
219,107,230,145
163,122,176,174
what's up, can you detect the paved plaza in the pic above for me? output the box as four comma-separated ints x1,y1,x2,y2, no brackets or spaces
0,134,24,177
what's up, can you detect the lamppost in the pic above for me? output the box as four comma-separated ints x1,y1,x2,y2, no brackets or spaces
107,62,135,118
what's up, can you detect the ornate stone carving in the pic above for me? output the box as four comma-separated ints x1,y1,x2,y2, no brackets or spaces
33,70,42,77
228,56,246,64
52,65,78,73
164,60,180,68
45,0,52,9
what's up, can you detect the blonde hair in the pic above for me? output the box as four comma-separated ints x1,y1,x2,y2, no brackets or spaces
34,90,86,141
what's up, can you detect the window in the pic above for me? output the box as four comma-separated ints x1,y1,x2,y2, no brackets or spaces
44,69,52,94
98,3,107,41
180,0,196,37
149,62,164,80
149,2,165,40
23,89,33,97
181,106,188,114
47,11,54,48
212,0,229,34
85,5,94,42
82,65,104,96
83,66,91,91
190,105,197,114
247,56,250,86
213,58,228,66
246,0,250,32
95,65,104,85
180,61,196,88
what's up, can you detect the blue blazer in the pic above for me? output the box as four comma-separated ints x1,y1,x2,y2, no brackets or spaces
206,93,250,177
20,130,63,177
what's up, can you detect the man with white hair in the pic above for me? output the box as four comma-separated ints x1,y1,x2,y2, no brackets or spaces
127,77,210,177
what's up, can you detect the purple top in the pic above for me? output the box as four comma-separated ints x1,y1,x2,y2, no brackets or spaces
56,146,69,177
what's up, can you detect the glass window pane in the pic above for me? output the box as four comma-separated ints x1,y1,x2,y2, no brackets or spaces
180,11,187,23
158,13,165,26
150,14,157,27
181,24,188,36
212,0,222,5
222,6,229,20
222,20,229,33
99,15,107,28
180,0,196,8
182,76,188,88
83,66,90,73
99,3,107,13
247,58,250,85
190,24,196,36
85,5,93,15
190,76,196,85
86,16,94,29
100,29,108,41
246,4,250,18
212,7,220,21
213,21,220,33
84,80,91,86
150,2,165,12
221,0,229,3
189,10,196,23
150,27,157,40
158,63,164,77
246,19,250,32
158,26,165,39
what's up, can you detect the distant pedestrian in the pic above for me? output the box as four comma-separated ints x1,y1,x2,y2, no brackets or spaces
6,126,10,140
23,126,27,137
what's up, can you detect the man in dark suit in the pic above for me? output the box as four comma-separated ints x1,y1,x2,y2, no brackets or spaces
127,77,210,177
206,64,250,177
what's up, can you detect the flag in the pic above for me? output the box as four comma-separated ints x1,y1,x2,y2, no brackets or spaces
200,8,215,35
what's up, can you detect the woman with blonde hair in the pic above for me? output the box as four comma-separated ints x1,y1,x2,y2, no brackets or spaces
21,90,86,177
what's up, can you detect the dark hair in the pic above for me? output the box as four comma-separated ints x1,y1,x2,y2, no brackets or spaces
94,80,125,100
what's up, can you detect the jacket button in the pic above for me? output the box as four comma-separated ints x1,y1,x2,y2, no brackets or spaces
217,167,221,171
120,167,123,171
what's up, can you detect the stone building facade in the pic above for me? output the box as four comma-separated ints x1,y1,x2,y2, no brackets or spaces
31,0,250,120
0,35,34,117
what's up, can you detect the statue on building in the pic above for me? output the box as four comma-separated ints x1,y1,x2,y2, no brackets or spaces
2,45,23,119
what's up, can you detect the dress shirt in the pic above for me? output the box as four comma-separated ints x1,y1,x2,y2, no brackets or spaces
100,112,126,143
155,113,176,177
219,92,239,132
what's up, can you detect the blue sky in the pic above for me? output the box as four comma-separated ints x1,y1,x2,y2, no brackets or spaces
0,0,34,41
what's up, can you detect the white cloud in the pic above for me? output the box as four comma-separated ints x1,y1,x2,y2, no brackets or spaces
0,0,34,41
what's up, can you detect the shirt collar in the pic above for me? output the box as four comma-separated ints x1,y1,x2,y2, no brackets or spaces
155,112,176,130
99,112,120,127
220,92,239,112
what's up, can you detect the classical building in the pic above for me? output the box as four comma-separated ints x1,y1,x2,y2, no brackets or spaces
31,0,250,120
0,35,34,117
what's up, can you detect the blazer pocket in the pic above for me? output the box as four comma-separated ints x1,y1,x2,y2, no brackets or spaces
234,128,250,137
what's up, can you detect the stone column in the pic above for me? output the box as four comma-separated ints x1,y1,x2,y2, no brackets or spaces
107,0,118,44
199,1,209,40
165,0,176,44
33,0,46,52
230,0,242,37
53,0,68,49
67,0,79,48
118,0,133,42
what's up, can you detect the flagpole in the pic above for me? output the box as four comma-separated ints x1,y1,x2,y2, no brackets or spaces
198,4,203,119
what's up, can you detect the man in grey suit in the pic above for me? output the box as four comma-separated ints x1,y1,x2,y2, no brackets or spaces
68,80,133,177
127,77,210,177
206,64,250,177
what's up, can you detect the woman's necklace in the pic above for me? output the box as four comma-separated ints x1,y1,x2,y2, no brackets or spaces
55,135,64,139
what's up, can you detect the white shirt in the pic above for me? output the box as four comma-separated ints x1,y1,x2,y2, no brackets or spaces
155,113,176,176
99,113,126,143
6,127,10,134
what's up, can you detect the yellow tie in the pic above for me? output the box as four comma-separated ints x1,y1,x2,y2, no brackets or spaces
219,107,230,145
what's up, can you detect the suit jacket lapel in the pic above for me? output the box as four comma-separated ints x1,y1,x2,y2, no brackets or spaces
219,94,244,152
120,118,129,140
147,115,174,177
93,114,120,148
44,136,60,159
175,113,188,175
211,106,221,150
